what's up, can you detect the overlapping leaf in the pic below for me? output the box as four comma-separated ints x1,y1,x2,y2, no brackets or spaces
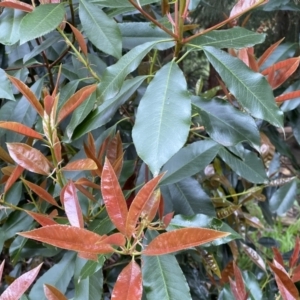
133,61,191,175
20,4,65,44
111,261,142,300
0,121,43,139
44,284,68,300
7,143,52,175
79,0,121,58
203,46,283,127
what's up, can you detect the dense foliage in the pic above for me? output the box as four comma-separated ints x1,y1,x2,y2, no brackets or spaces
0,0,300,299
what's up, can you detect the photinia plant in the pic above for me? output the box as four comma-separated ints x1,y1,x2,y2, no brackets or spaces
0,0,300,298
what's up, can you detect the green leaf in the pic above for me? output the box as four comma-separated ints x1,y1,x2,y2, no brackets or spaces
203,46,283,127
160,140,220,186
79,0,121,59
142,230,192,300
269,179,297,216
65,89,96,140
189,27,265,49
167,214,241,246
219,147,268,184
29,252,76,300
161,177,216,216
133,61,191,176
0,8,26,45
71,76,147,141
79,259,104,281
192,97,260,151
0,68,15,100
20,4,65,45
23,33,61,63
119,22,174,50
97,41,159,103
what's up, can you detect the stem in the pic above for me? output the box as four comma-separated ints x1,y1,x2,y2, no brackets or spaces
128,0,177,39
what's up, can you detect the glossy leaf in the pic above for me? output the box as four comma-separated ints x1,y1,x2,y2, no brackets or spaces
262,57,300,89
230,0,267,17
219,147,268,184
20,4,65,44
68,23,87,56
75,183,97,202
0,0,33,12
290,237,300,269
26,211,57,226
111,261,142,300
160,140,220,186
230,262,247,300
18,225,116,254
168,214,240,246
79,0,121,58
7,75,44,117
97,42,157,103
269,261,299,300
62,158,97,171
0,121,43,139
106,131,123,165
4,165,24,193
161,177,216,217
133,61,191,175
142,230,192,300
190,27,265,49
126,174,164,237
7,143,52,175
258,38,285,68
143,228,229,255
101,158,128,235
44,284,67,300
57,84,97,124
276,90,300,103
269,179,297,215
72,76,146,140
193,97,260,150
60,181,84,228
0,8,26,45
203,46,283,127
23,179,59,207
0,263,42,300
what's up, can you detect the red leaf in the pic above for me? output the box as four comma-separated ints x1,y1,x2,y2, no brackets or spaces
158,193,165,220
276,90,300,103
0,0,33,12
258,37,285,68
262,57,300,89
233,261,247,299
272,247,285,268
141,189,161,224
18,225,115,254
268,261,299,299
0,263,42,300
56,84,97,124
61,158,97,171
126,174,163,237
44,95,55,116
142,228,229,256
44,284,67,300
87,133,96,157
26,211,57,226
0,122,43,140
221,261,234,284
290,237,300,269
106,132,123,165
23,179,59,207
111,261,142,300
60,181,84,228
4,165,24,193
112,153,124,178
75,178,100,190
7,143,52,175
101,233,126,247
230,0,268,17
162,211,174,228
74,183,97,202
291,265,300,282
0,260,5,283
78,252,98,261
7,75,44,117
83,143,102,177
68,23,87,56
101,158,128,235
